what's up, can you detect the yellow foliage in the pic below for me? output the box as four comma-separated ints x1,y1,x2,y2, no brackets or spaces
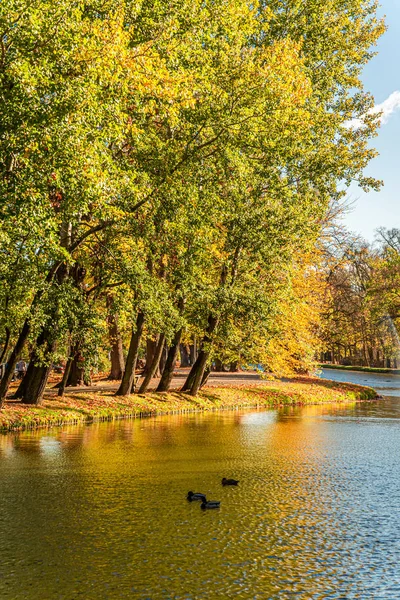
263,250,326,376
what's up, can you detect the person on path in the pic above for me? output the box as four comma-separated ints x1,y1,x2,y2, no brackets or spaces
16,359,27,380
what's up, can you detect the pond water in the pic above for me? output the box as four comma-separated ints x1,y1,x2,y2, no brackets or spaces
320,367,400,397
1,371,400,599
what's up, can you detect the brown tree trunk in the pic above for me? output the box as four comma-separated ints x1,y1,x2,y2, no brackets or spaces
66,351,87,386
0,257,70,406
179,344,191,367
229,361,239,372
182,315,218,394
22,363,53,405
20,329,57,405
189,350,210,396
213,358,224,372
142,338,157,376
106,296,124,380
58,354,73,398
199,366,211,389
11,261,72,406
0,327,10,365
189,343,197,365
183,265,227,396
116,312,145,396
159,343,168,376
12,357,35,399
157,328,183,392
138,334,166,394
181,352,202,392
0,319,31,406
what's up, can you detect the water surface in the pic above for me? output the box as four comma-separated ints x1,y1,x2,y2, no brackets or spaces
320,366,400,396
1,378,400,598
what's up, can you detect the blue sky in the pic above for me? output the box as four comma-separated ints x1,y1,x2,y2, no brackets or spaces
342,0,400,242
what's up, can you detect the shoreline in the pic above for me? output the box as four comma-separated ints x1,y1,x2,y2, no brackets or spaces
320,364,400,375
0,377,378,433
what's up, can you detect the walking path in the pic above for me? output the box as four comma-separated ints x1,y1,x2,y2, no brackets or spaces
44,368,264,396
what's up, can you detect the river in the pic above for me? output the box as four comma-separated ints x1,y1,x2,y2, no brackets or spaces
0,369,400,599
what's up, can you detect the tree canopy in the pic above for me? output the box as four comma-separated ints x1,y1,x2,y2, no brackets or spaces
0,0,385,404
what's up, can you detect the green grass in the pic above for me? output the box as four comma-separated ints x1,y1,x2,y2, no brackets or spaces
320,363,400,374
0,376,378,433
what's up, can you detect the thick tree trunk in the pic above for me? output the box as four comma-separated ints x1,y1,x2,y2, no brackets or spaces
0,319,31,406
229,361,239,372
116,312,145,396
189,350,210,396
157,328,183,392
138,334,166,394
22,363,53,405
20,329,57,405
181,352,202,392
13,358,35,399
142,338,157,376
182,315,218,394
213,358,224,372
106,296,124,380
66,351,87,386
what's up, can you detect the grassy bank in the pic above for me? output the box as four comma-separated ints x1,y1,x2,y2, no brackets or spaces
320,364,400,374
0,377,378,433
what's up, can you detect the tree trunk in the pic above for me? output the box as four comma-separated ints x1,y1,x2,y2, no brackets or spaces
66,351,86,386
179,343,191,367
213,358,223,372
106,296,124,380
0,319,31,406
138,334,166,394
0,327,10,365
159,343,168,376
200,366,211,389
9,261,72,406
22,363,53,405
115,312,145,396
58,354,73,397
182,315,218,394
12,357,35,399
0,258,69,406
189,350,210,396
190,342,197,365
181,352,202,392
157,328,183,392
183,265,227,396
142,338,157,376
20,329,57,405
229,361,239,372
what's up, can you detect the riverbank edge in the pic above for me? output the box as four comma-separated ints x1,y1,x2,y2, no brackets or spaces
320,364,400,374
0,377,378,433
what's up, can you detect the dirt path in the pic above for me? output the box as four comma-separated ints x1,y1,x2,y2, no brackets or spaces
43,368,265,396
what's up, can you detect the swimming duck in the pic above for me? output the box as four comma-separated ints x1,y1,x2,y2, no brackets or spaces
222,478,239,486
187,491,207,502
201,500,220,509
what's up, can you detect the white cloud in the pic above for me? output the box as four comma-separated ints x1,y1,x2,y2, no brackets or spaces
346,90,400,129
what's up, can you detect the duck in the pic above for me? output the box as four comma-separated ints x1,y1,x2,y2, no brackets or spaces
187,491,207,502
222,477,239,486
201,500,220,509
